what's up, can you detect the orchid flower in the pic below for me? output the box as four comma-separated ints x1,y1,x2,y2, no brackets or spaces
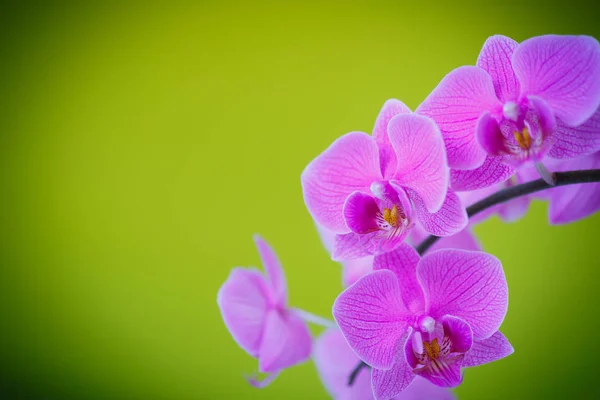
217,235,312,386
333,244,513,400
417,35,600,191
302,101,467,261
314,327,456,400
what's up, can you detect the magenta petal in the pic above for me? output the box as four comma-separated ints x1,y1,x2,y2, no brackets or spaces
373,243,425,313
477,35,520,102
373,99,413,178
418,249,508,340
498,194,531,223
419,356,463,389
313,328,373,399
450,156,514,191
254,235,287,306
399,377,457,400
410,224,481,253
258,310,312,373
410,189,468,237
302,132,383,232
477,112,508,156
333,270,410,370
388,114,449,212
217,268,269,357
463,331,514,368
371,329,416,400
333,229,409,261
512,35,600,126
416,66,501,170
549,108,600,159
442,315,473,353
344,191,381,234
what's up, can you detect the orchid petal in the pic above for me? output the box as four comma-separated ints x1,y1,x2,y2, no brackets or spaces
342,256,374,288
418,250,508,340
373,243,425,313
343,191,381,234
258,310,312,373
333,270,410,370
217,268,269,357
373,99,412,178
254,235,287,306
410,224,481,253
477,35,520,102
512,35,600,126
332,229,409,261
388,114,448,212
549,108,600,159
442,315,473,353
463,331,514,367
416,66,501,170
477,112,508,156
450,156,514,191
313,328,373,399
399,377,457,400
371,329,415,400
409,189,468,237
302,132,383,232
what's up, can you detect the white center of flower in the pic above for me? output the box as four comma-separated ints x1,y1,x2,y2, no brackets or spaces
503,101,519,122
420,316,436,334
370,181,385,199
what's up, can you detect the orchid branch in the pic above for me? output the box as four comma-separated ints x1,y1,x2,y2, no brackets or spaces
347,168,600,386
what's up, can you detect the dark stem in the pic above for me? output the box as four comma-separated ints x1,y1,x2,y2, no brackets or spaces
348,168,600,386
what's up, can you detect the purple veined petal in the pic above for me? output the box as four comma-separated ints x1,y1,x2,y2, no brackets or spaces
418,249,508,340
332,228,410,261
528,95,557,138
373,243,425,313
342,256,374,288
416,66,502,170
371,328,416,400
463,330,514,368
343,191,381,234
316,223,336,255
258,309,312,373
546,152,600,224
512,35,600,126
477,35,521,102
399,377,457,400
408,189,468,237
409,224,482,253
253,235,287,306
302,132,383,233
450,156,514,191
549,107,600,159
477,112,509,156
313,328,374,400
217,268,269,357
333,270,411,370
388,114,449,213
372,99,413,179
417,356,464,389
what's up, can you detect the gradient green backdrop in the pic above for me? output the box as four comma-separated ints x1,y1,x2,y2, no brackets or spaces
1,1,599,399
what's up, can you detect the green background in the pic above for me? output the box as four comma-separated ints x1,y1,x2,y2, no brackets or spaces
1,1,599,399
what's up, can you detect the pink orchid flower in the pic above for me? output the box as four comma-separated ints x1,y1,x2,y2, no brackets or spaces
314,327,456,400
302,101,467,261
417,34,600,191
217,235,312,386
333,244,513,399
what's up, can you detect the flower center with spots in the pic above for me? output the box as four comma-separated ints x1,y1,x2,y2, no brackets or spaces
376,204,408,230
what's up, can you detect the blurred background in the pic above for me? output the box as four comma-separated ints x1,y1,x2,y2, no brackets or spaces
1,1,599,399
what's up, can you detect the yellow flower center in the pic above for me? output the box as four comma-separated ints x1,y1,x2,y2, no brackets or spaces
513,127,531,150
382,205,400,227
423,338,440,361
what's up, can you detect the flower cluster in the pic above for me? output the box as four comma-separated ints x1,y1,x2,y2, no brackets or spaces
217,34,600,399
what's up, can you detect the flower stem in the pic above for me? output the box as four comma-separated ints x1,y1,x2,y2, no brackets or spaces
416,168,600,255
347,168,600,386
292,308,337,329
